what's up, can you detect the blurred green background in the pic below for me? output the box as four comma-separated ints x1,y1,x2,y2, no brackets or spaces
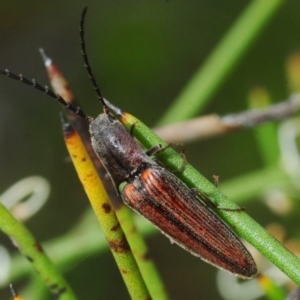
0,0,299,299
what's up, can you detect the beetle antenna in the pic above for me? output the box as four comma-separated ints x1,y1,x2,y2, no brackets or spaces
0,69,89,119
80,7,108,113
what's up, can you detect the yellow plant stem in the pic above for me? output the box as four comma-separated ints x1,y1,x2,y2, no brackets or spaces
62,118,150,300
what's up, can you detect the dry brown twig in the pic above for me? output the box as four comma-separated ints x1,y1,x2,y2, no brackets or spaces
154,94,300,143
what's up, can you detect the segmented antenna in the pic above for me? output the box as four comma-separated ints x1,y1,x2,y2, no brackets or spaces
80,7,108,113
0,69,88,119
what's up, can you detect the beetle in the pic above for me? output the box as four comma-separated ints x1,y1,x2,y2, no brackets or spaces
0,7,257,279
90,112,257,278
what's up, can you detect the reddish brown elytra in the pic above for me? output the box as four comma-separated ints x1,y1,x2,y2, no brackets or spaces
0,7,257,278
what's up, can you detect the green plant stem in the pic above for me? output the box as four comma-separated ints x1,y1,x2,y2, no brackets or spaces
120,112,300,284
0,201,77,300
158,0,286,125
115,204,169,300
